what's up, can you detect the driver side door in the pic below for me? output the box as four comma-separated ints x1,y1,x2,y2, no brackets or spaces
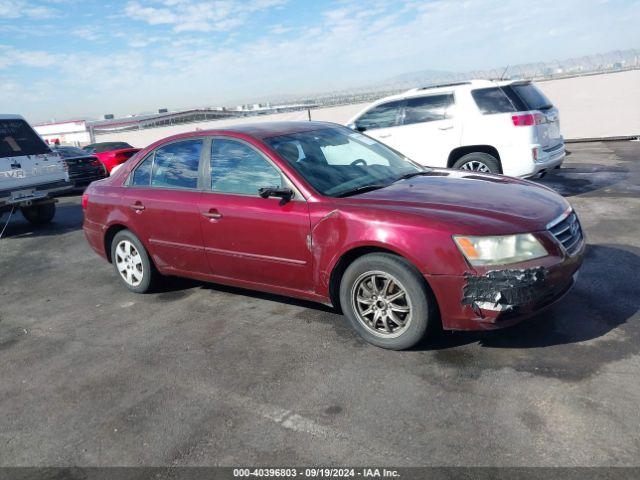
198,136,313,292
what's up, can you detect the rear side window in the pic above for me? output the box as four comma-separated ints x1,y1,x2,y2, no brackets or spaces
210,139,282,196
472,88,516,114
131,154,153,186
403,94,454,125
0,119,50,158
355,100,404,131
151,140,202,189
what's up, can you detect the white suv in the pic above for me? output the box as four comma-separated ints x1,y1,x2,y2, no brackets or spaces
346,79,565,178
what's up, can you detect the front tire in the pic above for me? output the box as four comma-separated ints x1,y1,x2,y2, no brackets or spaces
21,202,56,225
339,253,435,350
452,152,501,174
111,230,157,293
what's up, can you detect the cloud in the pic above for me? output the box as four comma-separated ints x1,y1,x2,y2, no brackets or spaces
125,0,287,32
2,0,640,122
0,0,57,19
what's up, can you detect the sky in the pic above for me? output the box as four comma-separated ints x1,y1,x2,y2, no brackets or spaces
1,0,639,123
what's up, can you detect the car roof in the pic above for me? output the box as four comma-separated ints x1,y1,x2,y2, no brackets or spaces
0,114,26,120
160,121,341,144
207,121,339,139
369,78,532,105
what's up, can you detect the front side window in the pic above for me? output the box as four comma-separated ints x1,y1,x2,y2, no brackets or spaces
402,94,454,125
210,139,282,195
265,126,422,197
151,139,202,189
472,88,516,114
354,100,404,131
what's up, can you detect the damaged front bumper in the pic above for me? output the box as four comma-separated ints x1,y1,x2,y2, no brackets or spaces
424,241,585,331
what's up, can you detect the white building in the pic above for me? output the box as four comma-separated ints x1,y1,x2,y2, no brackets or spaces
33,119,92,146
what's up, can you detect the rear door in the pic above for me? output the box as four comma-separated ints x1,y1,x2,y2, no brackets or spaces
124,138,209,275
387,93,459,167
198,136,313,291
1,117,67,199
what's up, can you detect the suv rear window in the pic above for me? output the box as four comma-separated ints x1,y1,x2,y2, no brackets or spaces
0,119,50,158
471,88,516,114
502,83,553,111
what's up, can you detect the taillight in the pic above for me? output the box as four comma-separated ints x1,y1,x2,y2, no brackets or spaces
512,113,545,126
81,193,89,210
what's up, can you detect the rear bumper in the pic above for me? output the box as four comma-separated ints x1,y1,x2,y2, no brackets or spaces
425,241,585,331
83,219,108,260
499,141,565,178
0,179,72,208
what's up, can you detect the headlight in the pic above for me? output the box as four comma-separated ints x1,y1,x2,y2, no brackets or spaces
453,233,547,266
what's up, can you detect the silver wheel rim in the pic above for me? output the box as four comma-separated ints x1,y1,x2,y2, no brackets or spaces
460,160,491,172
114,239,144,287
351,271,412,338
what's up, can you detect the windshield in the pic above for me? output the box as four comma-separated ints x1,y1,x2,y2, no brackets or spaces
55,146,89,158
264,126,423,197
1,119,51,158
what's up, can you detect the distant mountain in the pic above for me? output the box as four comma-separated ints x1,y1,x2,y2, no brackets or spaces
374,69,456,88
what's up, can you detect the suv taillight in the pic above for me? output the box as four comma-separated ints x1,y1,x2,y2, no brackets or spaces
512,113,544,126
81,193,89,210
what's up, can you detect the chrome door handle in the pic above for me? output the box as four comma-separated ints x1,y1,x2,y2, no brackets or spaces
438,125,453,130
202,210,222,220
378,134,392,138
130,203,145,211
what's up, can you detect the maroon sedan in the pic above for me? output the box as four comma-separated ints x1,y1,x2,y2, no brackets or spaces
82,121,584,349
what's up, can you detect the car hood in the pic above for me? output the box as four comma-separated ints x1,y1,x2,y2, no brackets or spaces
337,169,570,234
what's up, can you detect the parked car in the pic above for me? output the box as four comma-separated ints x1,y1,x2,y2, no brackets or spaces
82,141,140,173
52,146,107,189
82,121,584,350
1,114,71,225
346,79,565,178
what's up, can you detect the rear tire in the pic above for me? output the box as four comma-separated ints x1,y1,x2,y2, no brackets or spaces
452,152,501,174
111,230,157,293
339,253,436,350
21,202,56,225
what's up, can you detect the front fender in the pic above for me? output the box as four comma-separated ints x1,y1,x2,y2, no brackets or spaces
309,205,469,297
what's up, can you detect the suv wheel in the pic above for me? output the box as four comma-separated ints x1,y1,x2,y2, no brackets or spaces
21,202,56,225
452,152,501,174
339,253,435,350
111,230,157,293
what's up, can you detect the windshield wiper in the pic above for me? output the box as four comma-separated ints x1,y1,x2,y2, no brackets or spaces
394,170,430,182
336,184,388,198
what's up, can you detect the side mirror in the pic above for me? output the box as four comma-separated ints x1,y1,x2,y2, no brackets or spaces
346,123,356,130
258,186,294,202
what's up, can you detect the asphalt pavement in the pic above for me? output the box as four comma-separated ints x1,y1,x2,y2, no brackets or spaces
1,141,639,466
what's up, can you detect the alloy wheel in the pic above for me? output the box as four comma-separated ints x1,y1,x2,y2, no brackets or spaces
114,239,144,287
351,271,413,338
460,160,491,172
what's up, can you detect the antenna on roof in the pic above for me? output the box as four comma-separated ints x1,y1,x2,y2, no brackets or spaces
500,65,510,80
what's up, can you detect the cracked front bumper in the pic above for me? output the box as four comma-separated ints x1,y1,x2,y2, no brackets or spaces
424,241,585,331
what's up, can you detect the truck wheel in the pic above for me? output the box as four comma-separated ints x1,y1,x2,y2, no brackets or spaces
452,152,501,174
21,203,56,225
339,253,436,350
